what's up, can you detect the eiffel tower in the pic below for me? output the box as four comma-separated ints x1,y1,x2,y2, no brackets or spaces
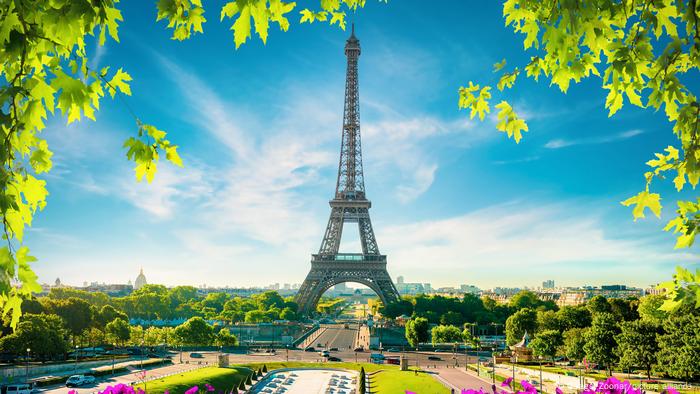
295,26,401,315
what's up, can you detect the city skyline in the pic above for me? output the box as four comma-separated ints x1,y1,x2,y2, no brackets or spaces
28,1,698,290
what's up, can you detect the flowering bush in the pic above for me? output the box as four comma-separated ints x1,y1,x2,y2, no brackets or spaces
451,376,682,394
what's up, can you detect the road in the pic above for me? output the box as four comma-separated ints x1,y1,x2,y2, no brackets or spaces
33,349,485,393
38,363,205,394
435,367,497,392
310,324,358,350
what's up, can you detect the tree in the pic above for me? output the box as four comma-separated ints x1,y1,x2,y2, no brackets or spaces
586,296,612,315
97,304,129,326
637,294,669,323
509,291,540,310
609,298,639,321
556,306,591,331
173,317,214,346
214,328,239,347
45,297,94,342
279,307,297,321
562,328,587,362
0,314,68,360
431,325,463,345
105,318,131,346
439,311,463,326
584,312,620,375
380,299,414,319
656,314,700,381
244,310,272,323
616,320,660,379
505,308,537,345
528,329,562,360
405,317,429,347
536,310,560,331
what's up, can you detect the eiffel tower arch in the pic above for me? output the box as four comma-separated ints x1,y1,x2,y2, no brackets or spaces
296,26,400,315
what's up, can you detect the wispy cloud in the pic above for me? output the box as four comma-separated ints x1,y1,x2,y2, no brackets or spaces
492,156,540,165
545,129,644,149
379,200,697,287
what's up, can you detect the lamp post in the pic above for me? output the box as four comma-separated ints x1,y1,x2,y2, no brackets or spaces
140,341,144,371
511,355,516,390
25,348,30,383
539,356,543,394
74,345,79,373
111,343,116,376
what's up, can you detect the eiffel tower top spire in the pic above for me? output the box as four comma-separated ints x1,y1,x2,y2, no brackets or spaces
335,25,364,201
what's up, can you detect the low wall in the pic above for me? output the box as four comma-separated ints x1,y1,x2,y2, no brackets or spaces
1,358,134,381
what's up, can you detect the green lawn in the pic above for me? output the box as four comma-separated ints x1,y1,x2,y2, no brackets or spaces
133,362,449,393
134,366,252,394
370,368,450,394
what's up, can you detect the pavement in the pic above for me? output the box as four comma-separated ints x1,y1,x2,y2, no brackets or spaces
37,363,206,394
431,367,492,392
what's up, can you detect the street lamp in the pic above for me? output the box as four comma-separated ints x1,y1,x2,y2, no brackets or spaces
111,343,116,376
539,356,543,394
74,345,79,373
25,348,30,383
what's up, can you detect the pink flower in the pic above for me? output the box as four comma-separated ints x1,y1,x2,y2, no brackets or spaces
185,386,199,394
556,388,563,394
519,380,538,394
205,383,215,392
461,390,485,394
664,389,680,394
502,377,514,387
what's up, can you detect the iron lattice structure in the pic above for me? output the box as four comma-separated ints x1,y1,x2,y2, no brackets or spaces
296,27,400,315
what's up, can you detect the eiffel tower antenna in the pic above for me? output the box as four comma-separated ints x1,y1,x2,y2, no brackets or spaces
295,27,400,315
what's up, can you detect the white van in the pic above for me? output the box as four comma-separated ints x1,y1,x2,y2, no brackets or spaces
5,383,34,394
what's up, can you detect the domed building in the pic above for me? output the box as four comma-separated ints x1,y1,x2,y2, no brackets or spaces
134,268,147,290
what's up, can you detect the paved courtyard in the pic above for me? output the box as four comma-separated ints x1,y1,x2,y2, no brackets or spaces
250,369,358,394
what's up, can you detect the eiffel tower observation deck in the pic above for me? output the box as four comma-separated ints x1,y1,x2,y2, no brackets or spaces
295,26,401,315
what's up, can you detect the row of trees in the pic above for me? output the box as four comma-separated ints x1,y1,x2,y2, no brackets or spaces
382,291,556,327
0,313,239,360
400,292,699,381
45,286,300,322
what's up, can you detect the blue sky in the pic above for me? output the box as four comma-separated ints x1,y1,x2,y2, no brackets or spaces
28,1,699,290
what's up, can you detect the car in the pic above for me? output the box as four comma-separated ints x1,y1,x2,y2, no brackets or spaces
304,347,316,352
4,383,34,394
65,375,95,387
317,343,323,347
327,356,342,362
329,347,339,351
189,352,204,358
319,350,330,357
353,347,364,352
386,347,400,352
427,356,442,361
370,353,385,361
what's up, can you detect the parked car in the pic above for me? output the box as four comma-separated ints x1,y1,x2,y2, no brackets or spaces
427,356,442,361
329,347,339,351
370,353,385,361
3,383,34,394
189,352,204,359
66,375,95,387
353,346,364,352
386,347,400,352
327,356,342,362
319,350,330,357
304,347,316,352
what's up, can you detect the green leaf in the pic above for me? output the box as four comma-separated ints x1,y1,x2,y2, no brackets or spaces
493,58,507,72
621,191,662,220
494,101,528,143
107,68,132,98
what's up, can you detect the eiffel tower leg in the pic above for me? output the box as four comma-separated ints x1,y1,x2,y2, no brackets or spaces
357,208,379,255
318,207,344,255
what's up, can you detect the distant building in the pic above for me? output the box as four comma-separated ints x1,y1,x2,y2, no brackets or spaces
460,284,481,294
134,268,147,290
542,280,555,289
601,284,626,291
396,276,404,284
423,283,432,293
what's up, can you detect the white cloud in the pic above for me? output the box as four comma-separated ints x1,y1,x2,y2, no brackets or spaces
379,200,697,287
545,129,644,149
